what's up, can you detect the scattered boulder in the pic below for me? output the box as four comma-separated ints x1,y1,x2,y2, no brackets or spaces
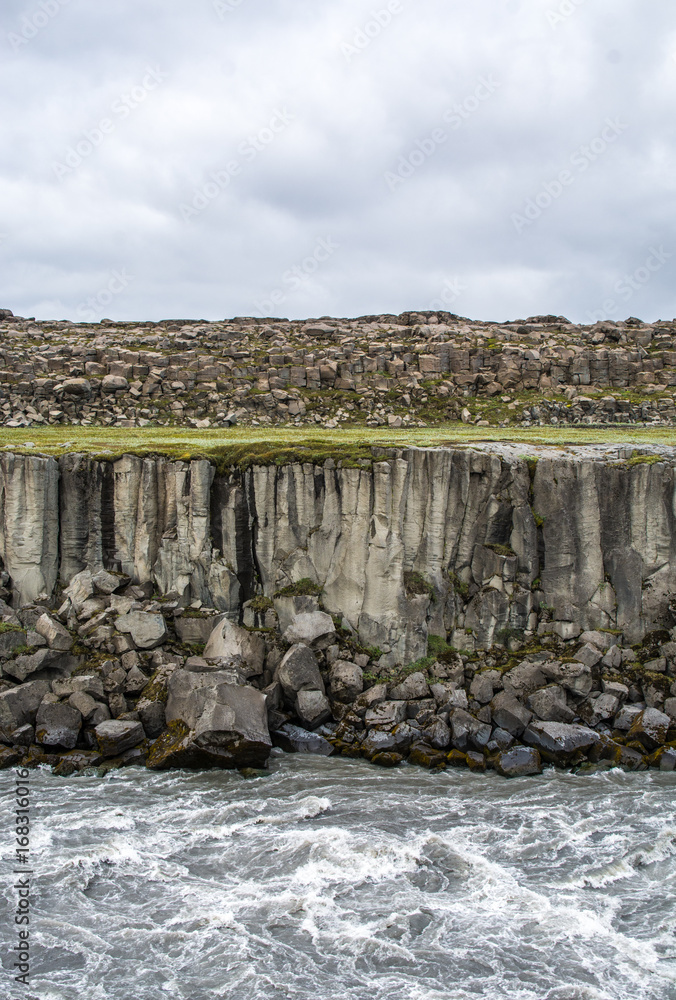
627,707,671,751
283,611,336,649
365,700,407,727
493,746,542,777
95,720,145,757
490,691,532,736
35,613,72,651
35,702,81,749
202,617,265,678
277,644,324,698
295,689,332,728
448,708,491,751
272,723,334,756
389,671,429,701
0,679,51,738
116,612,167,650
541,660,593,698
523,722,598,763
527,684,575,723
329,661,364,702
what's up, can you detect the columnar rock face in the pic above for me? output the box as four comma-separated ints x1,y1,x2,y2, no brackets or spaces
1,445,675,656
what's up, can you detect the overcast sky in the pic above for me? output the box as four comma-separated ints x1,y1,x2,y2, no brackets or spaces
1,0,674,324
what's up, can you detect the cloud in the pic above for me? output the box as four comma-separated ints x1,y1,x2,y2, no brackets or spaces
0,0,674,323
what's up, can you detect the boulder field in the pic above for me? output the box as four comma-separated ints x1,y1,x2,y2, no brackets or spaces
0,444,675,777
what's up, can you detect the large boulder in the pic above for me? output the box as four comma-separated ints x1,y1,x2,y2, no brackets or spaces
0,630,28,658
277,645,324,698
283,611,336,649
95,720,145,757
502,661,547,699
35,702,81,749
448,708,491,751
389,671,430,701
527,684,575,723
3,648,64,682
329,661,364,702
0,679,50,738
627,708,671,750
272,723,334,756
493,746,542,778
541,660,593,698
147,669,271,769
116,612,167,650
202,617,265,678
490,691,532,736
35,613,72,652
364,700,407,727
174,615,219,645
522,721,598,764
295,689,332,728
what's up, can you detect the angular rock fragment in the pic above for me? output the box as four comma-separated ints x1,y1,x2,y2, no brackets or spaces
116,612,167,650
35,702,81,749
283,611,335,649
295,689,331,728
490,690,532,736
627,707,671,750
493,746,542,777
527,684,575,723
273,723,334,756
329,661,363,702
35,613,72,652
277,644,324,698
203,616,265,677
95,720,145,757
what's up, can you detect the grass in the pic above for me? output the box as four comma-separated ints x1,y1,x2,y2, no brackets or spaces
0,424,674,467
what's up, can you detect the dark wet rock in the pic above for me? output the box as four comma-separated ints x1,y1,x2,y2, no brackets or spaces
0,679,50,738
613,704,643,731
3,648,64,683
361,729,398,759
137,700,166,738
627,707,671,750
35,702,81,749
449,708,491,751
0,746,21,768
522,721,598,764
95,720,145,757
53,750,104,776
272,723,334,755
10,724,34,746
466,750,486,772
490,691,532,736
493,746,542,778
0,630,28,658
422,718,451,750
408,742,448,769
371,751,403,767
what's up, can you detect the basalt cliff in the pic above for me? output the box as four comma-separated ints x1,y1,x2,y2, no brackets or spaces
0,444,675,777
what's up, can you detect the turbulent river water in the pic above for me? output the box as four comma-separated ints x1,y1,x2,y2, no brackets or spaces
1,755,675,1000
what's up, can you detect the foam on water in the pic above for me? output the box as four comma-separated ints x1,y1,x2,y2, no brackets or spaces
1,756,675,1000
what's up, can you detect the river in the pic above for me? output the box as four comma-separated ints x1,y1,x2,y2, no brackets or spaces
2,754,675,1000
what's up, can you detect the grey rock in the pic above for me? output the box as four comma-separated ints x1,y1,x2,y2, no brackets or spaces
92,569,128,595
273,595,320,633
573,643,603,668
364,700,407,727
613,704,644,731
579,692,620,726
52,673,105,700
469,673,494,704
389,672,430,701
295,689,332,728
116,612,167,650
523,721,598,757
527,684,575,724
329,661,363,702
490,690,533,736
502,661,547,699
35,702,81,749
88,704,112,726
35,613,72,651
422,718,451,750
627,707,671,750
10,724,34,747
283,611,336,649
64,569,95,607
541,660,593,698
449,708,492,751
137,700,166,738
150,668,270,769
95,719,145,757
644,657,667,673
579,630,615,650
202,616,265,677
102,374,129,391
273,723,333,756
601,645,622,669
353,683,387,716
124,665,149,695
660,748,676,771
67,691,98,719
494,746,542,777
0,630,28,658
0,679,50,736
277,644,324,698
3,648,63,683
174,615,220,646
664,697,676,720
602,679,628,701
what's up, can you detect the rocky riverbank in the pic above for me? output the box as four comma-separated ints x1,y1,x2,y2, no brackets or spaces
0,575,674,778
2,308,676,429
1,441,676,778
